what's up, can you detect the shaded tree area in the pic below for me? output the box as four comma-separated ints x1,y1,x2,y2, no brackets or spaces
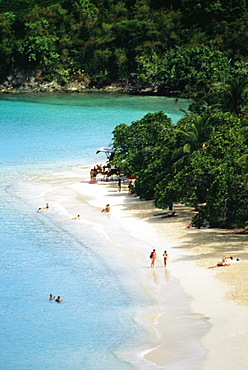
110,78,248,229
1,0,248,93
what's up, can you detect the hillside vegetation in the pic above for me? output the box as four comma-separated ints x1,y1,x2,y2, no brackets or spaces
1,0,248,94
110,79,248,229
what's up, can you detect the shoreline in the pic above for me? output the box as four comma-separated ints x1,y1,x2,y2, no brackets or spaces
41,169,248,369
0,79,183,97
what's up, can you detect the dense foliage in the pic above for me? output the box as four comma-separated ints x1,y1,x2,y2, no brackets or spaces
110,80,248,229
1,0,248,92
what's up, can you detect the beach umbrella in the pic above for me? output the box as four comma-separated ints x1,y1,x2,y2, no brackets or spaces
96,147,115,154
128,175,136,179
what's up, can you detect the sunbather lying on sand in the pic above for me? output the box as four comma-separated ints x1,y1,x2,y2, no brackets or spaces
208,257,240,268
101,204,110,212
160,212,177,219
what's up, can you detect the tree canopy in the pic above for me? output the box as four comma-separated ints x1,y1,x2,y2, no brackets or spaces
1,0,248,92
110,80,248,229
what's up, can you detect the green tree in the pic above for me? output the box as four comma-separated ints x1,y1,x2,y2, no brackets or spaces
111,111,175,199
0,12,17,77
172,113,217,172
189,113,248,227
213,76,248,117
137,45,230,91
156,111,248,228
17,6,60,68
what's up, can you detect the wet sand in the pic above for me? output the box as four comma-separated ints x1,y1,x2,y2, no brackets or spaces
41,170,248,369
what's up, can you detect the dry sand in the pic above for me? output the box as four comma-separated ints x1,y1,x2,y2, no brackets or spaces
42,170,248,369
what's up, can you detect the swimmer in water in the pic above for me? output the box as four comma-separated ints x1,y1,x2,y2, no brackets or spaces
55,296,63,302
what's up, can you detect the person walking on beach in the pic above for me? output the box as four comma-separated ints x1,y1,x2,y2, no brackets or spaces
163,250,168,267
150,249,156,267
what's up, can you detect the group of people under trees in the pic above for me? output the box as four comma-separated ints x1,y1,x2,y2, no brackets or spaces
90,164,103,181
89,164,123,182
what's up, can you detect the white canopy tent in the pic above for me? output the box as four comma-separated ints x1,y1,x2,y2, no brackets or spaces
96,147,115,154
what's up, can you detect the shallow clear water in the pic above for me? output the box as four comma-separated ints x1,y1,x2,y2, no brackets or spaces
0,93,189,369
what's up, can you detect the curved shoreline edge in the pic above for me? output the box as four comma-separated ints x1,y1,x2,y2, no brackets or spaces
41,169,248,369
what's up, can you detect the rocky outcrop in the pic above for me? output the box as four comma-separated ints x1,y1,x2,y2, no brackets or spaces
0,70,91,93
0,69,180,96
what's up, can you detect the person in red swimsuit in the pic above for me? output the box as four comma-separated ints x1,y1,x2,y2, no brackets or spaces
150,249,157,267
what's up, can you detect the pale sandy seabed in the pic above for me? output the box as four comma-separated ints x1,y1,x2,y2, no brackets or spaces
34,167,248,370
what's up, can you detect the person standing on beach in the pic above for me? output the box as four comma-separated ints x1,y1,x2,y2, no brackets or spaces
118,178,121,192
163,250,168,267
128,181,134,195
150,249,156,267
168,200,173,211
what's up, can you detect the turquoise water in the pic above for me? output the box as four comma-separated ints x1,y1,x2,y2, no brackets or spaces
0,93,189,369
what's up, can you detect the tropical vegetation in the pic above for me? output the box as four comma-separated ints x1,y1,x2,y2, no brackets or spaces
1,0,248,94
110,79,248,229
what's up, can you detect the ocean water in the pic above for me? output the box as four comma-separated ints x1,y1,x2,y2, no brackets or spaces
0,93,191,370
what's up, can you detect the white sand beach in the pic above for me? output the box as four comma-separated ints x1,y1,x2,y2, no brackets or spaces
41,168,248,369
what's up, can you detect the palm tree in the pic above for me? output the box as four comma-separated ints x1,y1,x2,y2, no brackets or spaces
172,114,216,172
213,76,248,117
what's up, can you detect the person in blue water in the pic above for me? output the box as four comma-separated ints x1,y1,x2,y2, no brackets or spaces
72,215,80,220
55,296,63,302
